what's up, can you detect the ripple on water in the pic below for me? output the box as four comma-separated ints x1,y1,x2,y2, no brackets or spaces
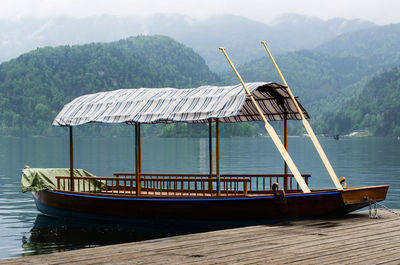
1,136,400,259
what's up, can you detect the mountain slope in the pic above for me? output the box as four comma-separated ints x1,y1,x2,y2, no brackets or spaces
0,14,375,71
271,13,375,49
316,23,400,69
0,35,220,136
221,50,374,116
320,67,400,136
221,22,400,123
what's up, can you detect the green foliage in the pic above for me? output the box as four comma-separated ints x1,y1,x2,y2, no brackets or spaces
3,22,400,138
316,24,400,70
319,67,400,136
158,122,256,138
0,35,221,136
220,122,255,137
221,50,378,118
221,23,400,136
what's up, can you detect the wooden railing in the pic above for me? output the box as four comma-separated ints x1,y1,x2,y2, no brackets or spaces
114,173,310,193
55,173,310,196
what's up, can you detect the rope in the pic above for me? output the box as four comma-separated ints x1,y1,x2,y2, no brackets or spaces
367,198,400,219
368,199,379,219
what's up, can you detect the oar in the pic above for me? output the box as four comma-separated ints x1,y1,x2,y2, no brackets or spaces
219,47,311,193
261,41,343,190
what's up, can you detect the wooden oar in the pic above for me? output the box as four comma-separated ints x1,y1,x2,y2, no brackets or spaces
219,47,310,193
261,41,343,190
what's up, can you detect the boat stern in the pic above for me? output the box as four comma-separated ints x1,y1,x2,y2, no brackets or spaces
341,185,389,213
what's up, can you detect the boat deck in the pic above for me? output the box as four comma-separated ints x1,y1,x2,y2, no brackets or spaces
2,209,399,264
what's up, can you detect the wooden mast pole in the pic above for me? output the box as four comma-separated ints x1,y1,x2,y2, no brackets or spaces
208,119,213,193
219,47,310,193
216,119,221,196
69,126,74,192
261,41,343,191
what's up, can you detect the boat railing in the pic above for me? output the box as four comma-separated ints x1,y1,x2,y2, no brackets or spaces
55,173,310,196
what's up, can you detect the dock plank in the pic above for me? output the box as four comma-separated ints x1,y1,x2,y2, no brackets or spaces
1,210,399,265
184,232,400,265
179,219,400,264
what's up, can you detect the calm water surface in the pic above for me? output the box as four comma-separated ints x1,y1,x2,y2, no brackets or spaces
0,136,399,259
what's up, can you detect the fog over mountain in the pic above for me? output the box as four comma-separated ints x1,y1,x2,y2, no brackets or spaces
219,21,400,135
1,11,400,136
0,13,375,71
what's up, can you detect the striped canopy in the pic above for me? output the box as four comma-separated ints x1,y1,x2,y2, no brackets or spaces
53,82,309,126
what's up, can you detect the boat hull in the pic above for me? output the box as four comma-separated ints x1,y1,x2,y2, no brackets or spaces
33,185,389,221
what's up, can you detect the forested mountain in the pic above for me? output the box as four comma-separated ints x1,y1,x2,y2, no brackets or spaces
316,23,400,69
221,22,400,134
0,14,375,72
320,67,400,136
221,50,373,115
149,14,373,72
0,35,220,136
1,19,399,137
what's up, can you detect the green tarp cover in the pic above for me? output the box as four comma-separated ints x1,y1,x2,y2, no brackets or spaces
21,166,100,192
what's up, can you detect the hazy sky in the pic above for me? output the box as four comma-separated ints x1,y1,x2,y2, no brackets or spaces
0,0,399,25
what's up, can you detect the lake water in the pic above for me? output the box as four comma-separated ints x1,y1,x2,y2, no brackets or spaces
0,136,399,259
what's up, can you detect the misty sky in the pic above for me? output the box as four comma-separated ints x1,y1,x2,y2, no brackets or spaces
0,0,399,25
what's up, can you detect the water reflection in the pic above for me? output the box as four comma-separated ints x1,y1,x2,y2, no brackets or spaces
23,214,174,256
22,213,277,256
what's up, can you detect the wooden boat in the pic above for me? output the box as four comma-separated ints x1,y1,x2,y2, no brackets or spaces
25,43,389,222
32,186,389,221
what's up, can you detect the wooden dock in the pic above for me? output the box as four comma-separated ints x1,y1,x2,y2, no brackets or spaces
1,210,399,265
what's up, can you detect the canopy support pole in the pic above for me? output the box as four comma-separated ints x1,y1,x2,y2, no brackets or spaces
135,123,141,195
284,115,288,191
219,47,310,193
208,119,213,193
138,123,142,174
261,41,343,191
216,119,221,196
69,126,74,192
